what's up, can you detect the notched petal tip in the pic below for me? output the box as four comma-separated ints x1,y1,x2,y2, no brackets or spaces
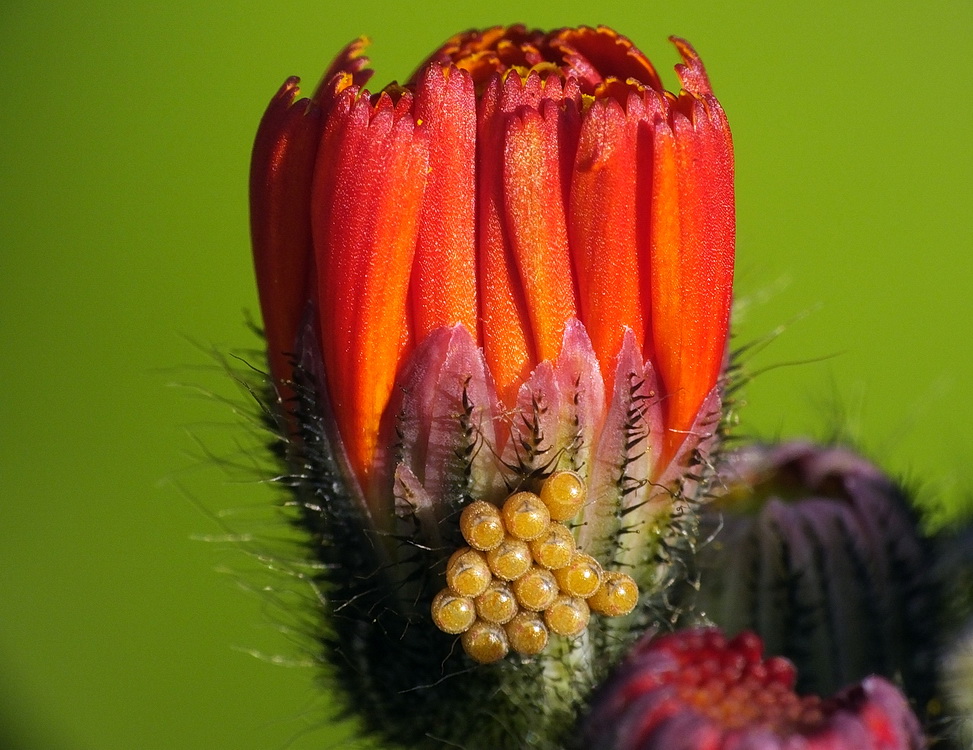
275,75,304,102
324,36,374,84
669,36,713,97
253,76,314,150
549,25,664,92
409,25,515,86
311,36,374,106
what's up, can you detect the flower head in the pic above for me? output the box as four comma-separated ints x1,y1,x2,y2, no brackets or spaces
250,24,734,750
251,24,733,492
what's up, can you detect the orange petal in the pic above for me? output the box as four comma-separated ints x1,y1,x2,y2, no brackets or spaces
569,94,646,394
311,91,430,488
410,65,478,339
502,91,578,366
650,80,733,464
476,74,534,406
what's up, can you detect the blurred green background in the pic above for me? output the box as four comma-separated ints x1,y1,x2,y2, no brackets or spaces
1,0,971,747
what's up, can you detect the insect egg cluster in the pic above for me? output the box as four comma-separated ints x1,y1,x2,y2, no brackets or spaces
430,471,639,663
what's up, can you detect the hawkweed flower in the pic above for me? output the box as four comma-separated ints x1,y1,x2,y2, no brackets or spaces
581,627,926,750
250,24,732,749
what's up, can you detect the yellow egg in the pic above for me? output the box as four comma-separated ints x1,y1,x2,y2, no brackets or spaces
430,589,476,634
529,521,576,569
553,553,604,598
461,620,509,663
475,581,519,624
459,500,505,551
512,566,558,611
544,595,590,637
587,570,639,617
501,491,551,541
445,547,492,598
486,536,532,581
539,471,586,521
505,611,549,656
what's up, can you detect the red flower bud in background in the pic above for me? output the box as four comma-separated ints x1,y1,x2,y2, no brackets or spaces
249,25,733,750
581,628,926,750
697,442,939,712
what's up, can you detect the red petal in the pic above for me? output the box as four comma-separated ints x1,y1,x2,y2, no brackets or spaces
249,77,322,395
670,37,713,97
584,628,927,750
477,72,585,407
